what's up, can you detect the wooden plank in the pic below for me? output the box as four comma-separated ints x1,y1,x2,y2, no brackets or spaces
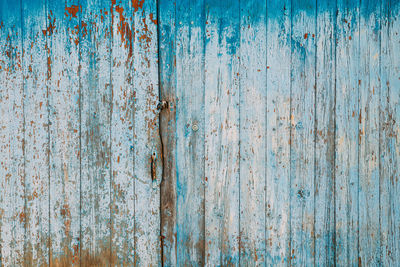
289,0,316,265
47,0,81,264
358,0,381,265
175,0,206,264
133,0,162,264
158,0,177,265
80,0,112,265
0,0,25,265
265,0,291,265
204,0,240,265
239,0,267,265
380,0,400,265
109,0,135,264
21,0,50,264
335,0,360,265
314,1,336,265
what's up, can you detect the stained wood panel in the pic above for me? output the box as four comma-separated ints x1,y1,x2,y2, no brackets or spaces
359,0,381,265
158,0,178,265
0,0,399,266
239,0,267,265
80,0,112,264
204,0,240,265
175,0,206,265
265,0,291,265
132,0,161,264
47,1,81,264
21,0,50,264
335,0,360,265
0,0,24,265
110,0,135,264
380,0,400,265
289,0,316,264
315,1,336,265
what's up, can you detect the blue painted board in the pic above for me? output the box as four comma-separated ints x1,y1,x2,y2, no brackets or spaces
0,0,398,266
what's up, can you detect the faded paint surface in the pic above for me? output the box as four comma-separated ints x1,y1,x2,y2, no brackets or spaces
0,0,400,266
1,0,160,265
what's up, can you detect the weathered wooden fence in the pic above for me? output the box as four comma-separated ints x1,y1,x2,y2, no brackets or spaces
1,0,399,266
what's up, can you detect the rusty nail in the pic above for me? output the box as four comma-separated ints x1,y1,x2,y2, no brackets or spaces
157,100,168,111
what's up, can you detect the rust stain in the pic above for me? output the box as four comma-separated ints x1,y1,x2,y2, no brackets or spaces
149,13,157,25
132,0,145,12
115,5,134,59
19,211,25,223
138,17,152,50
81,21,88,38
60,204,71,217
65,5,81,19
42,13,56,36
47,56,52,80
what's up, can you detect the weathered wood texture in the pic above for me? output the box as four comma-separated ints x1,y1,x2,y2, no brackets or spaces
0,0,400,266
1,0,160,265
159,0,400,266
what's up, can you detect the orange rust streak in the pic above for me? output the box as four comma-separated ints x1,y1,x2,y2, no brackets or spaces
115,5,133,59
65,5,81,18
149,13,157,25
47,56,52,80
132,0,145,12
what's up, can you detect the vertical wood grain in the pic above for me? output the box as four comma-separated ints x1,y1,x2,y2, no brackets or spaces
133,0,162,264
314,0,336,265
110,0,135,264
265,0,291,265
1,1,400,266
80,0,112,264
239,0,267,265
0,0,25,265
175,0,206,264
159,0,178,265
335,0,360,265
21,0,50,264
289,0,316,265
380,0,400,265
204,0,240,265
47,0,81,264
359,0,381,265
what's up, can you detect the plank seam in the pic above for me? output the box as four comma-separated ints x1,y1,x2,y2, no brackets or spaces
333,0,338,265
314,1,318,266
265,0,268,264
237,0,241,263
357,0,361,263
44,0,50,264
378,0,382,264
19,0,28,264
288,0,293,264
77,0,82,264
109,2,113,263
